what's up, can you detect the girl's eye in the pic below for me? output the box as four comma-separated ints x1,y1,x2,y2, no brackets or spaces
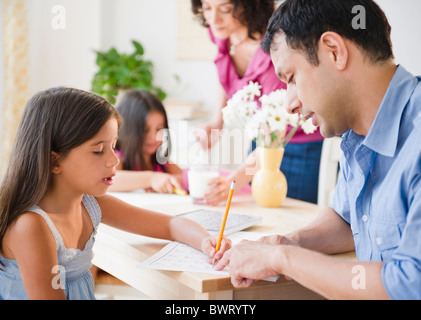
288,76,295,84
93,151,103,155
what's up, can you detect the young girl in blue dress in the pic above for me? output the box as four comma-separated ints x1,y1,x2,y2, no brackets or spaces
0,87,229,300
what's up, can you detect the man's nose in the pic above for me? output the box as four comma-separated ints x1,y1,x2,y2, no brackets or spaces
285,86,302,114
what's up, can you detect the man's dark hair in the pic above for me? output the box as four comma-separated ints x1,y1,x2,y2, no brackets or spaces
261,0,394,65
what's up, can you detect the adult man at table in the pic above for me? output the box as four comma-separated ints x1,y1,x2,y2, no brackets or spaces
215,0,421,299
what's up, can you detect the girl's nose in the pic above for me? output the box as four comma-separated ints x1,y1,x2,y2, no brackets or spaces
108,150,120,168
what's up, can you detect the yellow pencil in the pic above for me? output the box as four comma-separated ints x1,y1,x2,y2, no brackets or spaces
173,187,187,196
212,181,236,267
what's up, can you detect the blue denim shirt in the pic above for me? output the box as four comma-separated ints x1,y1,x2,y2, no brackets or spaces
332,65,421,300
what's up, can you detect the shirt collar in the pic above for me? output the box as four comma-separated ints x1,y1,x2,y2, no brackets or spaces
363,65,418,157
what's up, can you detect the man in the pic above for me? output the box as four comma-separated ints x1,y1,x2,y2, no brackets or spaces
215,0,421,299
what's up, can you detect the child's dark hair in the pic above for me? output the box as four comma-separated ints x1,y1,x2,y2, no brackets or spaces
191,0,276,40
115,90,170,172
261,0,394,65
0,87,122,252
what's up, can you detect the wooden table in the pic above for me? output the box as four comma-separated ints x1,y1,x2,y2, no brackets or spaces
92,190,354,300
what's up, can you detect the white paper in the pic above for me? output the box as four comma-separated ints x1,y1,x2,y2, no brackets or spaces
178,209,262,235
137,231,279,282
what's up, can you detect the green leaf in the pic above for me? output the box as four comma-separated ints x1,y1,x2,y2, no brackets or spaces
91,39,167,104
132,40,144,55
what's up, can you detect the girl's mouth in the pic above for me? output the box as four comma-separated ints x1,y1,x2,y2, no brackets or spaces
102,174,115,185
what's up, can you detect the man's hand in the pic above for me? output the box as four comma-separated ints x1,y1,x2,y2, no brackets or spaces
214,239,285,288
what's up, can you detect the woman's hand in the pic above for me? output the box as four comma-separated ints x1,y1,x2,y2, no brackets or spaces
203,176,230,206
201,234,232,265
192,122,222,150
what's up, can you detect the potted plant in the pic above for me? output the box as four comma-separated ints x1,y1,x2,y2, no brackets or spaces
91,40,166,104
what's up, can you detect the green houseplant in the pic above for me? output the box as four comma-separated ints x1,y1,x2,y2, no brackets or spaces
91,40,166,104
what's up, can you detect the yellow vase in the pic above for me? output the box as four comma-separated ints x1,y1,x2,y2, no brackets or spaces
251,147,288,207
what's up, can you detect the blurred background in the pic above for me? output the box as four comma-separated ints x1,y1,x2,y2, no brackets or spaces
1,0,420,174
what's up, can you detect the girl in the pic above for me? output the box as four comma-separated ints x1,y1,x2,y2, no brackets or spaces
109,90,185,194
191,0,324,205
0,87,229,300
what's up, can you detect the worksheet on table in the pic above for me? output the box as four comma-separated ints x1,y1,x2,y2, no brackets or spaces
137,232,279,282
178,209,262,235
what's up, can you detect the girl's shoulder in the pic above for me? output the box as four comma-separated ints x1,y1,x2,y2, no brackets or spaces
2,211,55,260
82,194,102,227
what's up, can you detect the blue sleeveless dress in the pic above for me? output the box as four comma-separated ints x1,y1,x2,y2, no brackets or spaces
0,194,101,300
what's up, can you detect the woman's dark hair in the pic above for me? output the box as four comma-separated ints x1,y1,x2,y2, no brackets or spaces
0,87,121,251
116,90,171,172
261,0,394,65
191,0,276,39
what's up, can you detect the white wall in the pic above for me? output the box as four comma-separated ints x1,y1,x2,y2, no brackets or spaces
1,0,420,160
27,0,102,93
20,0,218,111
99,0,218,110
378,0,421,75
3,0,420,112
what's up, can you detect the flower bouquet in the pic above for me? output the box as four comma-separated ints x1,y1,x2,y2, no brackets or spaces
222,81,318,207
222,81,317,148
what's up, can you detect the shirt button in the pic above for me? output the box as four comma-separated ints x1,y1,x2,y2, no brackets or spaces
362,215,368,222
376,237,383,245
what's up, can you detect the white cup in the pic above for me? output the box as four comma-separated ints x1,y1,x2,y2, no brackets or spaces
188,166,219,204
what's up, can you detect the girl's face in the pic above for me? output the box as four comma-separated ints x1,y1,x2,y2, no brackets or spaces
201,0,246,40
142,111,165,157
53,117,120,197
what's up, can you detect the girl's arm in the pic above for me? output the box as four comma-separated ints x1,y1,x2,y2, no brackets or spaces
109,157,184,193
109,170,182,193
4,212,67,299
97,194,229,258
164,162,184,190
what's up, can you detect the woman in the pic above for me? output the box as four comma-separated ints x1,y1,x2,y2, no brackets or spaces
191,0,324,204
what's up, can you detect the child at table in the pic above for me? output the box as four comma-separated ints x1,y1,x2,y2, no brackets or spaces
0,87,230,300
109,90,186,194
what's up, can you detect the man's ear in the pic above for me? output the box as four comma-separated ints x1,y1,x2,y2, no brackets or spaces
319,31,349,71
51,151,62,174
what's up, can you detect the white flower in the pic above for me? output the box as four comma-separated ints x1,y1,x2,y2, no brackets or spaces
243,81,262,100
239,100,259,119
286,112,300,126
246,111,264,140
260,89,286,109
300,117,318,134
223,81,318,148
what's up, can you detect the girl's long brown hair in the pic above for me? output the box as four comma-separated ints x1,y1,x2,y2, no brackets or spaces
0,87,121,252
115,90,170,171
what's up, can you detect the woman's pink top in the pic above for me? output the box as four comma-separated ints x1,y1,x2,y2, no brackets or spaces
209,28,323,143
